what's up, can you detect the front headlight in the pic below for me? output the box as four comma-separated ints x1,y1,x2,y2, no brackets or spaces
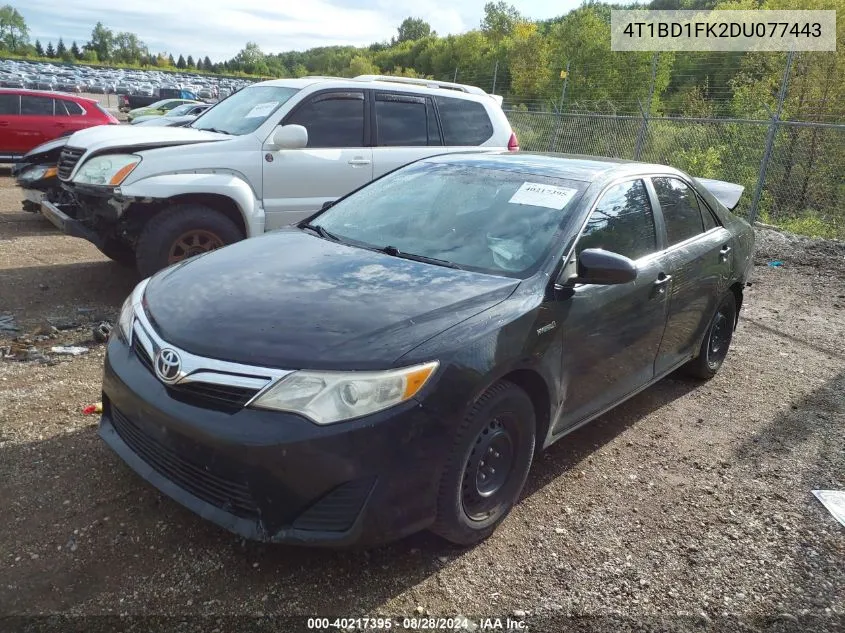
18,165,57,183
250,361,439,424
73,154,141,186
116,293,135,342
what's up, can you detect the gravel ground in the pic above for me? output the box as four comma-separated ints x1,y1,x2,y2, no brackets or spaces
0,171,843,633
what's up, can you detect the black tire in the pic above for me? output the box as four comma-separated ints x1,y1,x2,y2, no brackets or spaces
97,238,135,267
685,292,737,380
135,203,243,278
430,381,536,546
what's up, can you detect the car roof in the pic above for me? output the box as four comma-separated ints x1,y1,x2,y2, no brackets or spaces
420,151,683,184
0,87,97,103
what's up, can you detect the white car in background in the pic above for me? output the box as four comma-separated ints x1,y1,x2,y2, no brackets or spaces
41,74,517,276
131,103,212,125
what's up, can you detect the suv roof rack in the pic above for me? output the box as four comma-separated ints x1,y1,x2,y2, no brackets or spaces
352,74,488,96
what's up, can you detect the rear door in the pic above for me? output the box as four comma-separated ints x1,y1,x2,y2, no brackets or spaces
650,176,733,375
371,92,442,178
262,90,372,229
0,93,21,156
17,94,55,151
556,178,672,432
54,98,90,134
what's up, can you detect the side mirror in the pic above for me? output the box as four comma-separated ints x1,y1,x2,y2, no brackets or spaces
273,124,308,150
574,248,638,285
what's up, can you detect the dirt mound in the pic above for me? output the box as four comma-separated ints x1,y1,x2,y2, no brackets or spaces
754,224,845,272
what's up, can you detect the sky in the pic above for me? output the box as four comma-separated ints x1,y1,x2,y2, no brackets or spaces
19,0,582,61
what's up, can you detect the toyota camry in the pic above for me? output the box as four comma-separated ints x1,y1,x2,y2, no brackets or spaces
99,152,755,547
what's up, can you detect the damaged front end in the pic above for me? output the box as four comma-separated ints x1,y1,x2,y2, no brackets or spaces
14,136,71,213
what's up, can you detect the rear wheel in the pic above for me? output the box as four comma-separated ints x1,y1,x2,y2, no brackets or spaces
685,292,737,380
430,381,536,546
135,204,243,277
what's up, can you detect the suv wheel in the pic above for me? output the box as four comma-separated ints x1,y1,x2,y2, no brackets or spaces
97,238,135,267
135,204,243,277
430,381,536,546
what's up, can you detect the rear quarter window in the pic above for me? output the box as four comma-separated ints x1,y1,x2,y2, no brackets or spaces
434,96,494,146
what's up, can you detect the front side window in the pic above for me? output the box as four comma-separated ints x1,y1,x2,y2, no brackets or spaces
434,96,494,146
286,92,365,148
653,177,704,246
312,161,588,277
577,179,657,261
192,85,299,135
21,96,53,116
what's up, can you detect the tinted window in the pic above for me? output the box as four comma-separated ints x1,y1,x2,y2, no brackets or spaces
0,94,19,115
427,101,442,145
375,95,428,146
55,100,84,116
700,201,719,231
21,96,53,116
653,177,704,245
434,96,493,146
288,92,364,148
578,179,656,261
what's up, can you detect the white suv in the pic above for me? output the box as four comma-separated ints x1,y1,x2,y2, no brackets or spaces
41,75,518,276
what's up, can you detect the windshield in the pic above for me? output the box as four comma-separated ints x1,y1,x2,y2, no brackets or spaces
166,104,195,117
191,86,299,135
312,162,589,278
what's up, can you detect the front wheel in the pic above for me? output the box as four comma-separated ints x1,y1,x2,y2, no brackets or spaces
685,292,737,380
97,238,135,267
135,204,243,277
430,381,536,546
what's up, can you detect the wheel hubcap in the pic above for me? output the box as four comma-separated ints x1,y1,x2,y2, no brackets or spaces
462,418,515,520
168,230,225,263
707,311,731,366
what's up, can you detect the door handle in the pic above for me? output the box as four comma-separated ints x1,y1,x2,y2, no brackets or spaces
654,273,672,286
720,245,732,261
0,121,8,127
347,158,371,166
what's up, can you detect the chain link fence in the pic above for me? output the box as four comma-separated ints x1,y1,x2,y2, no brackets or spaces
503,111,844,239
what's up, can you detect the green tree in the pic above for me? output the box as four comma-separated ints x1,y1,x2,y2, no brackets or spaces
70,40,81,59
203,56,212,71
113,32,146,64
176,54,186,69
34,39,43,56
88,22,114,61
481,1,522,41
346,54,378,77
0,4,29,52
45,41,55,58
56,38,67,58
168,53,176,66
232,42,268,75
396,17,431,43
186,55,195,68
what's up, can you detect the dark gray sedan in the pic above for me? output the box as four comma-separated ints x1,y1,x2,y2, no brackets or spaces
99,152,755,547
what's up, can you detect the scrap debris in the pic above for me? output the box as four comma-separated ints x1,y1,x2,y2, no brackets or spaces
812,490,845,528
82,402,103,416
51,346,89,356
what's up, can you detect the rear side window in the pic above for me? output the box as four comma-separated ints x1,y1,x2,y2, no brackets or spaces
653,177,704,245
55,100,84,116
0,94,19,115
287,92,364,148
577,179,657,261
434,96,493,146
21,96,53,116
375,94,436,146
700,200,719,231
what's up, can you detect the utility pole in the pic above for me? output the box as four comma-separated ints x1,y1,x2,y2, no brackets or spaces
491,60,499,95
548,60,570,152
634,52,658,160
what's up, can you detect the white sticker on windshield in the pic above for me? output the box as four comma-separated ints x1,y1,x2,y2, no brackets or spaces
245,102,279,118
509,182,577,210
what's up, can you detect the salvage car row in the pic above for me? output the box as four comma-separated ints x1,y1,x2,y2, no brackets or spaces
10,74,755,548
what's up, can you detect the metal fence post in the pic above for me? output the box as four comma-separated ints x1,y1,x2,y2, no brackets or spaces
548,60,570,152
634,53,658,160
491,60,498,95
748,49,794,224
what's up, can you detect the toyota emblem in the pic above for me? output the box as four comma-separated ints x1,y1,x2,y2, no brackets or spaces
155,348,182,383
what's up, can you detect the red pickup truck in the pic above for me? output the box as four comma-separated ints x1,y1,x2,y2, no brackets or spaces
0,88,119,162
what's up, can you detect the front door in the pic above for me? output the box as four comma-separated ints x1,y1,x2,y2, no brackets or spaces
649,176,733,375
555,178,672,433
262,90,372,230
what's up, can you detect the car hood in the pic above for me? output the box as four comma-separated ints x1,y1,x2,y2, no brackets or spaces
66,125,229,155
143,230,520,369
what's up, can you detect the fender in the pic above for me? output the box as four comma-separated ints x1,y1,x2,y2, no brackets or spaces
118,172,265,237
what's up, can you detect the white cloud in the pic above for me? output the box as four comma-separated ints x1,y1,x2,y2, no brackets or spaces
22,0,579,60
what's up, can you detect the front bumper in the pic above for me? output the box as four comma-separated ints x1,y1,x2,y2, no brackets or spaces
40,199,105,247
99,335,449,547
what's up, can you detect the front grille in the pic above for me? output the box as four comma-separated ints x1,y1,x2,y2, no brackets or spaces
167,382,260,412
57,147,85,180
132,336,155,374
293,478,374,532
111,406,258,519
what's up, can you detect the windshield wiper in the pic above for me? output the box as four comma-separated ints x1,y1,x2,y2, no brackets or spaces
301,223,340,242
201,127,233,135
379,245,463,270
